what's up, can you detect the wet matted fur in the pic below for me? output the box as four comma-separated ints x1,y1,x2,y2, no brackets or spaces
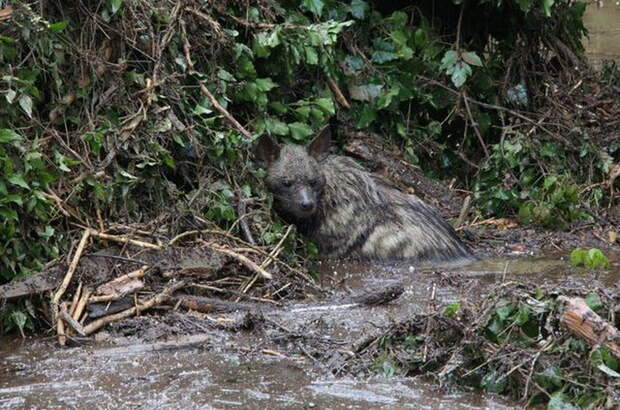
254,128,475,264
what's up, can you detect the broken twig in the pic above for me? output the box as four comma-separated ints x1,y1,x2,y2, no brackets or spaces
53,229,90,320
83,280,186,335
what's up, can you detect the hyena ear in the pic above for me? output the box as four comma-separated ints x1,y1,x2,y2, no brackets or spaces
307,125,331,160
254,135,280,169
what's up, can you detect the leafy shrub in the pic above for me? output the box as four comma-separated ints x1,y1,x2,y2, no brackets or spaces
0,0,617,336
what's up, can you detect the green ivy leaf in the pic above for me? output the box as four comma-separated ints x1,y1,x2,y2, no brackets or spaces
356,105,376,128
302,0,324,16
440,50,458,69
54,151,72,173
304,46,319,65
3,194,23,205
569,248,587,266
192,100,212,116
372,51,396,63
5,89,16,104
350,0,368,19
314,98,335,115
450,62,472,87
516,0,533,12
0,129,21,143
255,78,277,92
8,174,29,189
586,248,609,269
10,311,28,334
110,0,123,14
542,0,555,17
547,392,580,410
443,302,460,317
18,95,33,118
49,21,69,33
535,366,563,390
288,122,313,141
585,292,603,311
495,304,514,321
265,118,289,136
0,207,18,221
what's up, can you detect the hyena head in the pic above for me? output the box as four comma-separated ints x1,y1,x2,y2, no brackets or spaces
254,127,331,221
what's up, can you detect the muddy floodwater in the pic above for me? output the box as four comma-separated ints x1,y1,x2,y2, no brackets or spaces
1,254,618,409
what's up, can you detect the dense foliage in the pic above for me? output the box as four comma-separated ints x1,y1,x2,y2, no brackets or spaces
0,0,618,332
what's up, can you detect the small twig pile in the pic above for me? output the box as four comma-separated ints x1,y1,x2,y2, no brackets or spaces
51,223,317,346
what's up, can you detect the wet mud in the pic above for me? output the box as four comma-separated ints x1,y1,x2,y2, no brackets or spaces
1,244,619,408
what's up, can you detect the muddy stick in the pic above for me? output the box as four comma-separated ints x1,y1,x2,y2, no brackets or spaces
89,280,144,303
236,197,256,246
169,228,317,286
209,243,273,279
72,287,92,323
83,280,186,335
60,305,86,336
92,265,149,297
260,225,293,271
327,77,350,109
57,314,66,346
173,294,258,313
559,296,620,358
455,195,472,229
68,281,83,317
88,229,161,250
52,229,90,319
197,83,252,139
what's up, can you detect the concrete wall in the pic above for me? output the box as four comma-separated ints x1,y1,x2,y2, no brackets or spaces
583,2,620,66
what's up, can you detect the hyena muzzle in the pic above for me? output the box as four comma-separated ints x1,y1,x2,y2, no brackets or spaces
254,127,475,265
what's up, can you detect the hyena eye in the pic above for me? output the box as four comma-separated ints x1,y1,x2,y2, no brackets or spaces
309,178,320,187
282,179,293,188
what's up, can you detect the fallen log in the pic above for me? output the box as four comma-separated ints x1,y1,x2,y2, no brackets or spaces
559,296,620,359
0,263,65,300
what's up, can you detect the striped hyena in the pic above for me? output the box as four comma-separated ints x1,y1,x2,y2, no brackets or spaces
254,128,474,264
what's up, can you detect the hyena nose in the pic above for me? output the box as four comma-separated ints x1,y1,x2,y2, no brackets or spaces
300,199,314,211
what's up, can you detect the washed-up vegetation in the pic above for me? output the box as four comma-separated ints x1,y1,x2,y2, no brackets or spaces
333,282,620,408
1,0,619,407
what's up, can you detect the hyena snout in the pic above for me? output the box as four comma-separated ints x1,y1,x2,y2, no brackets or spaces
292,186,318,217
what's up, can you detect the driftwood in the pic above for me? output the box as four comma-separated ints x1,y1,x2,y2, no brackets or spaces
83,280,186,335
87,229,162,249
327,76,351,109
342,131,465,218
209,243,273,279
88,298,134,319
173,294,262,313
90,265,149,303
90,280,143,303
60,305,86,336
351,282,405,306
52,229,91,320
175,282,404,315
0,263,65,300
559,296,620,359
72,288,92,323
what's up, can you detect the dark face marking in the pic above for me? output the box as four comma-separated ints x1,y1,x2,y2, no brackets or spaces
265,145,326,220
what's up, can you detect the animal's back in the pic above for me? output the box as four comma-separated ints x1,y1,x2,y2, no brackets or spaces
310,155,473,264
